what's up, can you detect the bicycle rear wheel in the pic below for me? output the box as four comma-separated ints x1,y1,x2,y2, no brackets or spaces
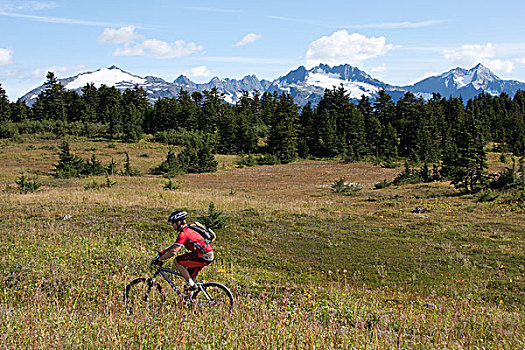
124,277,165,312
191,282,233,312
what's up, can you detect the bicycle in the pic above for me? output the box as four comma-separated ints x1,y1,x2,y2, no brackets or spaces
124,261,234,313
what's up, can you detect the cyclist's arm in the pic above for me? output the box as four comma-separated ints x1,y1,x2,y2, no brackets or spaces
158,243,182,261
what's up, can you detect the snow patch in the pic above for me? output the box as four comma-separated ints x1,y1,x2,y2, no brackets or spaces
65,68,145,90
305,72,378,98
453,72,474,88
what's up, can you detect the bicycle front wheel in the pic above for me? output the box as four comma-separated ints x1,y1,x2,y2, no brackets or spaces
191,282,233,312
124,277,165,312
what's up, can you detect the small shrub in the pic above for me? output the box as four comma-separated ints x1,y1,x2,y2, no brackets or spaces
84,180,100,190
84,175,116,190
198,202,228,229
256,154,280,165
83,154,106,176
374,179,392,189
106,158,117,176
153,149,181,177
393,161,424,185
177,134,218,173
237,154,257,168
163,179,179,190
0,122,20,140
38,145,56,151
331,177,348,193
104,174,117,188
122,152,141,176
489,167,520,190
54,140,85,178
477,190,499,203
331,178,361,194
381,159,400,169
15,174,41,193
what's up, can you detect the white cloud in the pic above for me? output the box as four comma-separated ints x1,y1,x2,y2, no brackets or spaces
443,43,514,73
515,57,525,65
347,20,443,29
0,10,129,27
443,43,495,67
305,30,393,68
99,25,141,44
188,66,211,78
114,39,202,59
369,64,387,73
29,65,88,79
0,64,87,81
0,1,57,11
0,48,14,65
484,59,514,73
236,33,262,47
102,26,203,59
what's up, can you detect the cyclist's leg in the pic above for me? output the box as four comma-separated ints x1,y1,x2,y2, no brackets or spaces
188,265,204,279
176,252,209,281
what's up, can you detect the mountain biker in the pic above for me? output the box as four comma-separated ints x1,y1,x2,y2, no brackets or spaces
152,210,214,291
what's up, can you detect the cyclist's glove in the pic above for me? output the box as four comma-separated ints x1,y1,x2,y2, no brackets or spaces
151,256,164,266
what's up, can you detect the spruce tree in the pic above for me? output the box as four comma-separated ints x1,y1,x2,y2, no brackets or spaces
55,140,85,178
154,148,180,176
177,134,218,173
266,93,299,163
35,72,67,121
0,84,10,122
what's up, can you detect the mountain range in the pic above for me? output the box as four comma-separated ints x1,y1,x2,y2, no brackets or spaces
21,63,525,106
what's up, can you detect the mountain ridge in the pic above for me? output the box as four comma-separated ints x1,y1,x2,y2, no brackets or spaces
20,63,525,106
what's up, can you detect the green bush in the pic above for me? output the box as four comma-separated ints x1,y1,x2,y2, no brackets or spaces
177,134,218,173
15,174,41,193
0,122,20,140
122,152,141,176
256,154,280,165
331,178,361,194
197,202,228,229
153,149,182,177
54,140,85,178
83,154,106,176
237,154,257,168
163,179,179,190
374,179,392,189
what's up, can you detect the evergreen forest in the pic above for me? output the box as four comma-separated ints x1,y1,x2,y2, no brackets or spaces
1,72,525,186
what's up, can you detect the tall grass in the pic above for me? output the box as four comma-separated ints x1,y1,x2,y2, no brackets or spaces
0,137,523,348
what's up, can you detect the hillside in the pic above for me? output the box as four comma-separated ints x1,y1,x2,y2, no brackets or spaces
0,137,523,348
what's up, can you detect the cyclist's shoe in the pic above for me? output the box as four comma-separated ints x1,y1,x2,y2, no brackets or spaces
184,284,197,293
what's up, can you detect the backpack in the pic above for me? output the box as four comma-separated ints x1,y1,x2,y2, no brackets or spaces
188,222,216,247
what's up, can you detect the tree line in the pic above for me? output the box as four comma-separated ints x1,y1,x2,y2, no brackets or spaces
1,72,524,176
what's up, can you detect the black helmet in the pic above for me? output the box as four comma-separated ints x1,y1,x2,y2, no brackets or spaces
168,210,187,223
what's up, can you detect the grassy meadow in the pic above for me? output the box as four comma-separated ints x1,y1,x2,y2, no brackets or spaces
0,136,523,349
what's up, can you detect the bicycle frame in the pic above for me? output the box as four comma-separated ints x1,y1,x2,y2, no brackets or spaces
152,266,214,301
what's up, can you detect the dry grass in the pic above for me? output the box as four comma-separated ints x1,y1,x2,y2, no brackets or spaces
0,136,523,348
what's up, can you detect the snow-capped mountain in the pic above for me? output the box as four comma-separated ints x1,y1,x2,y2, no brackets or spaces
20,63,525,106
21,66,272,105
404,63,525,100
266,64,405,105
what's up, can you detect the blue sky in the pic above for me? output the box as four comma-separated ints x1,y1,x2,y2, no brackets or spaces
1,0,525,100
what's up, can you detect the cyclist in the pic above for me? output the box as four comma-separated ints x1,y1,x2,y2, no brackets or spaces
152,210,214,291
